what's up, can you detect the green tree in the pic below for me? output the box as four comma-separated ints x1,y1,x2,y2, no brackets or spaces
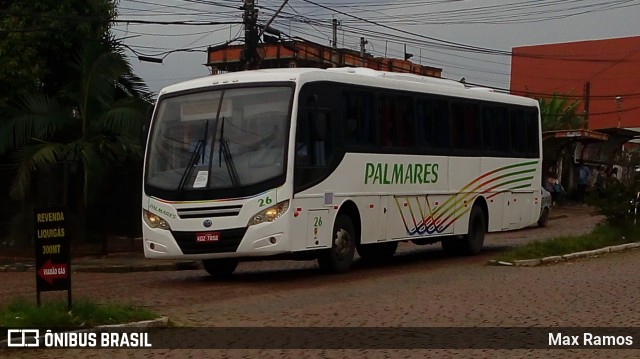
0,0,116,104
1,41,151,205
538,93,584,131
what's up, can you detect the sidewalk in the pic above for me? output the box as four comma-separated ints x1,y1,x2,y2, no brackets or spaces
0,204,599,273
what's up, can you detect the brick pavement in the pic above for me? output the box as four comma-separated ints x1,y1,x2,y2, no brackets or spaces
3,204,639,358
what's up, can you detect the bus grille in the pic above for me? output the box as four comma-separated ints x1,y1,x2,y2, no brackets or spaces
176,205,243,219
172,228,247,254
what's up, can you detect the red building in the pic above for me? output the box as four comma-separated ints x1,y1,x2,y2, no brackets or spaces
510,36,640,130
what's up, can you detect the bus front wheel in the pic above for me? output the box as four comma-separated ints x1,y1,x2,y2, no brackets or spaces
318,214,356,273
202,258,239,278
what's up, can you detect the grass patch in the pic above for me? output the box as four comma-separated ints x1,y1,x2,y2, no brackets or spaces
0,298,158,328
495,221,640,262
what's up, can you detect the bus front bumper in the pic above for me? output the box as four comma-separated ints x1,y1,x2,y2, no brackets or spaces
142,222,291,260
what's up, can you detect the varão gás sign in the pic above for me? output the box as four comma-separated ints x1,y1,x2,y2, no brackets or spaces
34,207,71,307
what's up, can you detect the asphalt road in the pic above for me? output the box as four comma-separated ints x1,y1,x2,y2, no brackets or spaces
2,205,640,358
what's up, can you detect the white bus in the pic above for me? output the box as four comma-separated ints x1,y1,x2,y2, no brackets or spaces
142,67,542,277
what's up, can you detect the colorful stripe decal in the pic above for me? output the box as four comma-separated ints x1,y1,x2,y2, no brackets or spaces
397,161,539,235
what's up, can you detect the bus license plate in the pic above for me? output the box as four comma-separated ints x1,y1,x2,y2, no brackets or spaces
196,232,220,243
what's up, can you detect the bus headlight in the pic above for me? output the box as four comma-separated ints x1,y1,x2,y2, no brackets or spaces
248,201,289,226
143,209,172,230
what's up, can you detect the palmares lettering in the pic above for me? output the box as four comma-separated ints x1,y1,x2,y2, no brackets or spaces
365,162,439,185
149,203,177,219
36,212,64,223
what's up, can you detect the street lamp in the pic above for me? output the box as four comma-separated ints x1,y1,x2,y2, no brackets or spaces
138,56,163,64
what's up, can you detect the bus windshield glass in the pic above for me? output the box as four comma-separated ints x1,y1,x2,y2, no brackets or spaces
145,86,292,195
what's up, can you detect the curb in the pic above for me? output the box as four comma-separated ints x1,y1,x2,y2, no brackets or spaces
489,241,640,267
74,261,200,273
97,316,170,328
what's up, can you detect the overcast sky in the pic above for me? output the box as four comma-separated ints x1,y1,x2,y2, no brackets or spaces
114,0,640,96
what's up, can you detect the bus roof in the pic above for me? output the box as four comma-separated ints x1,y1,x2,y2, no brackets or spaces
158,67,538,107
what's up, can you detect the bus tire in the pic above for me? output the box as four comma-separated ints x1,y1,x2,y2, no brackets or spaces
537,207,549,227
202,258,239,278
463,205,486,255
318,214,356,273
357,241,398,263
441,205,486,256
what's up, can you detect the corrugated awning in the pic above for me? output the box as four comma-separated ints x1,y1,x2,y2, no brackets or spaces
542,129,608,164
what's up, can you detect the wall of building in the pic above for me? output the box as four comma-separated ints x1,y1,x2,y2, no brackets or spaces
510,36,640,130
207,41,442,78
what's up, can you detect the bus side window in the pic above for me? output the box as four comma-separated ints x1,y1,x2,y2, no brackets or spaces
525,109,540,156
312,113,329,166
451,102,479,151
433,100,450,150
417,98,450,151
296,112,311,165
510,108,526,154
397,97,414,148
343,91,373,146
296,109,331,167
482,106,509,154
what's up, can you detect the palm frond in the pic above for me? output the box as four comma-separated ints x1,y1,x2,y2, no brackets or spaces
10,142,68,199
74,42,130,132
0,93,73,154
118,72,155,102
539,93,583,131
107,134,143,160
92,99,148,138
104,43,155,102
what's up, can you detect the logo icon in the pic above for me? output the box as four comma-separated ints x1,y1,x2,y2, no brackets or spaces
7,329,40,347
203,219,212,228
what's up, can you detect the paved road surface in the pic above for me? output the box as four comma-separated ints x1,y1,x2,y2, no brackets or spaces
2,205,639,358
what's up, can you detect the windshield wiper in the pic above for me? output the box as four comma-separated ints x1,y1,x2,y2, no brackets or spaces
177,119,209,194
211,117,241,188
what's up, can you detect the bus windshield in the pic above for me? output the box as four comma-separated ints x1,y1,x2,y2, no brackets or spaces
145,86,292,196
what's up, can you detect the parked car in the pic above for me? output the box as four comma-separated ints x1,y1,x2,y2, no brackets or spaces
538,187,552,227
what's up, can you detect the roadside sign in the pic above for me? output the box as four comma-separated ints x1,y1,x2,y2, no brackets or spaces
34,207,71,307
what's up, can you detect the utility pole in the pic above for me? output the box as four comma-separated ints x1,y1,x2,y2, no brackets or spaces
360,37,367,66
242,0,259,69
332,19,338,48
615,96,623,128
404,44,413,61
583,81,590,129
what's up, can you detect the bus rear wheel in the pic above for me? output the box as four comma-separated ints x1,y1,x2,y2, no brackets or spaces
538,207,549,227
442,205,486,256
318,214,356,273
202,258,239,278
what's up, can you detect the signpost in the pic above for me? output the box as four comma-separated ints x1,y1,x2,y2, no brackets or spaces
34,207,71,308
